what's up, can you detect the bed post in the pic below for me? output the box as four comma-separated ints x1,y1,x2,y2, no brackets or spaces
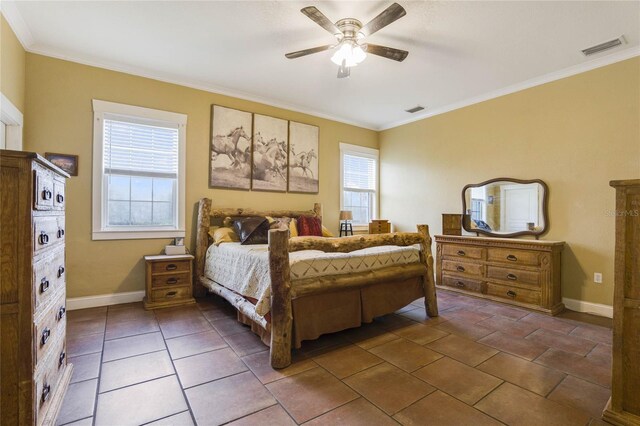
313,203,322,222
268,229,293,368
417,224,439,317
194,198,211,299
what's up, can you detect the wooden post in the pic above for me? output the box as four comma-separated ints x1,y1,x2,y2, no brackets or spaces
193,198,211,298
417,224,439,317
313,202,323,222
268,229,293,368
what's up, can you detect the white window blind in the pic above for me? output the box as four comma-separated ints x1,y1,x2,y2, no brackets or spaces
343,154,376,191
340,144,379,226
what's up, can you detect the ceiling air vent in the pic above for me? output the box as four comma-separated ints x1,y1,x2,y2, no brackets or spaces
405,105,425,113
581,36,625,56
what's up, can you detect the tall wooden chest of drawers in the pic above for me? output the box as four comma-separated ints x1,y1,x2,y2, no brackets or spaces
1,151,73,426
435,235,565,315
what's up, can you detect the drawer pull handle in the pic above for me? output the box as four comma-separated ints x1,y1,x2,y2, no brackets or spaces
41,384,51,403
41,328,51,346
507,273,518,281
59,351,66,366
57,228,65,238
455,281,465,288
457,250,466,256
42,189,52,200
40,278,50,293
166,264,178,271
166,278,178,285
58,266,65,277
506,254,518,261
39,232,49,245
506,290,517,298
456,266,465,272
57,306,66,321
165,291,178,298
56,193,64,203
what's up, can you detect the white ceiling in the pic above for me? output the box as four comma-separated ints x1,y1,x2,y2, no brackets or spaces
3,1,640,130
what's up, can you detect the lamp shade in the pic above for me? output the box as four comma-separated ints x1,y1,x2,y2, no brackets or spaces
339,210,353,221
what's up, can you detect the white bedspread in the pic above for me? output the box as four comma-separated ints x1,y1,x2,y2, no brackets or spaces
204,242,421,317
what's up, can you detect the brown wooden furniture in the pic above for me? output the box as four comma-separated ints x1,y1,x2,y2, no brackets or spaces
442,214,462,236
369,219,391,234
143,254,196,310
435,235,564,315
0,150,73,426
194,199,438,368
603,179,640,425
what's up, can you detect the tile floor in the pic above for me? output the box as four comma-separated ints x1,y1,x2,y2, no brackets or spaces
59,291,613,426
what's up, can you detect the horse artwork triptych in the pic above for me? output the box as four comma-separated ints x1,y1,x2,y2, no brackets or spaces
209,105,319,194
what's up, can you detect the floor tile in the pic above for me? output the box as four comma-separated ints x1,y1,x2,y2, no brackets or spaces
479,331,548,361
165,330,227,360
227,405,296,426
374,314,417,331
526,328,596,356
266,367,358,423
99,351,174,392
305,397,398,426
95,376,187,426
174,347,247,388
570,325,612,345
434,319,495,340
154,305,203,322
477,315,539,338
146,411,194,425
67,307,107,322
314,345,383,379
518,313,576,334
102,331,166,362
438,308,493,324
67,318,106,337
107,306,156,325
556,310,612,329
393,323,449,345
477,352,566,396
399,308,448,325
242,350,318,384
535,348,611,388
67,332,104,357
157,315,212,339
414,357,502,405
394,390,502,426
369,338,443,372
298,332,350,357
69,352,101,383
187,371,276,425
547,375,611,417
59,417,93,426
201,306,236,322
342,324,400,350
427,334,498,366
56,379,98,425
105,317,160,340
475,303,529,320
224,330,269,357
586,343,612,365
343,363,435,415
475,382,591,426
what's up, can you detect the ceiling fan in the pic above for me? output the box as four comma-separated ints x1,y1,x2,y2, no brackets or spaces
285,3,409,78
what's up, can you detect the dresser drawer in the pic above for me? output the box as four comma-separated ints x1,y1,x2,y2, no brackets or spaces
487,248,539,267
34,248,66,312
34,335,67,426
441,274,485,294
442,244,485,260
53,179,66,210
442,260,484,277
34,292,67,367
151,272,191,289
151,260,190,274
486,282,540,305
33,216,64,254
487,265,540,287
150,286,192,303
34,166,54,210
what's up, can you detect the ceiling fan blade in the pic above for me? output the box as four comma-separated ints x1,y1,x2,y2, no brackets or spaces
364,43,409,62
359,3,406,37
285,44,334,59
300,6,341,36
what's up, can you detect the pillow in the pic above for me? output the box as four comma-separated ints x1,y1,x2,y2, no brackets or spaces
321,225,334,237
212,227,239,246
297,215,322,237
289,218,299,237
233,216,270,245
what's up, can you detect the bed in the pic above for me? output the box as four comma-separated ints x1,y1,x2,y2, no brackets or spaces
194,198,439,368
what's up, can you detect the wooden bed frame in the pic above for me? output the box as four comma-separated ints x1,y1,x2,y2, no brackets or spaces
194,198,438,368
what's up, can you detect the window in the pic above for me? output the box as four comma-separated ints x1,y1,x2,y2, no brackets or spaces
340,143,379,227
92,100,186,240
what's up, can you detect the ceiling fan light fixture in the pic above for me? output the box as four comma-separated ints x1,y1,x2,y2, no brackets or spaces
330,40,367,67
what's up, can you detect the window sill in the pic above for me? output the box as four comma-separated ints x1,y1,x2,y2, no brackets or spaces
92,229,185,241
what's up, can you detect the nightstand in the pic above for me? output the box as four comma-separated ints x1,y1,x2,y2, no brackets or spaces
143,254,196,310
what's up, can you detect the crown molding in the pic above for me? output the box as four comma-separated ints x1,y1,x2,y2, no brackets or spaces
0,2,34,48
379,45,640,131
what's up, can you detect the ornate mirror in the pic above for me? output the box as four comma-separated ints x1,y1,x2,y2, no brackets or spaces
462,178,549,238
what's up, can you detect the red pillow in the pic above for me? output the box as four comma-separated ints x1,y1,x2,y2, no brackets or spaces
297,215,322,237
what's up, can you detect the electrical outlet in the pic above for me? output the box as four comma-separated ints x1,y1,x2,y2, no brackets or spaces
594,272,603,284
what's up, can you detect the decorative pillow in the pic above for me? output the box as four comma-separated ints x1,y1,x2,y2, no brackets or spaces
212,227,239,246
233,217,270,245
297,215,323,237
289,218,299,237
321,225,334,237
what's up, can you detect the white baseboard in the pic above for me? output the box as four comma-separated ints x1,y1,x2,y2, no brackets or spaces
563,297,613,318
66,290,145,311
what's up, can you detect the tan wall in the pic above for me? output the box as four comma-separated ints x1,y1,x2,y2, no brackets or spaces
0,14,26,112
380,57,640,306
24,53,378,298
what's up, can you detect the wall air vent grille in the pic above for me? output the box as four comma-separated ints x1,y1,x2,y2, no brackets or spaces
405,106,425,113
581,37,625,56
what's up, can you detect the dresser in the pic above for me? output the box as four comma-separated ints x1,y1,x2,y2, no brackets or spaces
0,151,73,426
143,254,196,310
603,179,640,425
435,235,565,315
369,219,391,234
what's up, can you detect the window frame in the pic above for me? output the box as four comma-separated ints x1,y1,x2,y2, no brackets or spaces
92,100,187,240
339,142,379,229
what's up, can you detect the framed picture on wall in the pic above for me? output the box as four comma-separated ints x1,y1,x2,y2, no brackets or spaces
209,105,252,190
252,114,288,192
288,121,319,193
45,152,79,176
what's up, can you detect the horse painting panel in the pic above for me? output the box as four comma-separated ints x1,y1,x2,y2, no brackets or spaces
288,121,319,193
210,105,252,190
252,114,288,192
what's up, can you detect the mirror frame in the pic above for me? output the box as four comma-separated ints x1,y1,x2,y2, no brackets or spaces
461,177,549,238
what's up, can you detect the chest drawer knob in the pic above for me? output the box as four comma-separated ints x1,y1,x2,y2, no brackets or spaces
58,266,65,277
457,250,466,256
506,254,518,261
506,290,517,298
507,273,518,281
41,328,51,346
165,291,178,298
456,265,465,272
39,232,49,245
41,383,51,403
42,189,52,200
40,278,50,293
166,264,178,271
57,306,66,321
57,228,65,238
59,351,66,367
56,193,64,203
455,281,465,288
166,277,178,285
